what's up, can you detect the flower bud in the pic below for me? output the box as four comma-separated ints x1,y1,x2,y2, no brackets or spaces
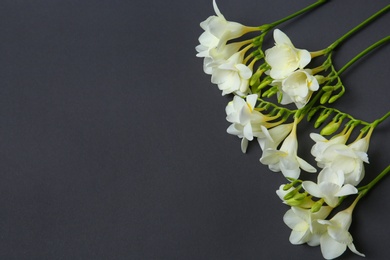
329,94,341,103
307,107,320,121
314,112,331,128
320,91,333,104
283,189,298,200
320,120,342,136
310,200,323,213
250,69,263,86
321,85,334,92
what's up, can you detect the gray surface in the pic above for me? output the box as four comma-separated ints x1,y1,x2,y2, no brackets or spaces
0,0,389,259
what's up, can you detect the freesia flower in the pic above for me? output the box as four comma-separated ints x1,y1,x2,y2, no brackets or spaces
302,168,358,207
260,120,316,179
318,206,365,259
200,42,244,74
283,206,332,246
226,94,267,152
273,69,319,108
210,52,252,95
265,29,311,80
196,0,257,72
312,136,369,186
310,132,350,163
258,123,293,152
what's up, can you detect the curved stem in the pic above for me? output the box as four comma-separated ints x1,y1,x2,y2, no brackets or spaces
359,165,390,197
372,111,390,128
326,5,390,52
263,0,328,30
337,35,390,75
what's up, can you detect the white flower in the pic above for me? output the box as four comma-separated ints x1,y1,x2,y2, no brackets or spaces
273,69,319,108
211,52,252,95
260,121,316,179
226,94,266,152
258,123,293,152
318,207,365,259
201,42,244,74
302,168,358,207
310,132,350,163
196,0,252,67
312,137,369,186
265,29,311,80
283,206,332,246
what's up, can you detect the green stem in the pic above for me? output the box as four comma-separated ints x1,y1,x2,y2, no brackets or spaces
337,35,390,75
263,0,328,30
372,110,390,128
359,165,390,197
326,5,390,52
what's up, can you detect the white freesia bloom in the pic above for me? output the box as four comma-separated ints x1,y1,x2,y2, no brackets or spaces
260,121,316,179
310,132,350,163
311,134,369,186
258,123,293,152
211,52,252,95
265,29,311,80
201,42,244,74
318,207,365,259
283,206,332,246
302,168,358,207
273,69,319,108
226,94,266,152
196,0,255,70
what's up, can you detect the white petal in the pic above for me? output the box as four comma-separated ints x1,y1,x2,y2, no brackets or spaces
310,133,327,142
273,29,292,46
212,0,224,19
236,64,252,79
320,233,347,260
260,150,283,165
246,94,258,109
297,157,317,173
348,243,365,257
302,181,322,198
297,49,311,68
226,124,240,136
241,138,248,153
243,123,254,141
335,184,358,197
283,209,303,229
289,230,308,245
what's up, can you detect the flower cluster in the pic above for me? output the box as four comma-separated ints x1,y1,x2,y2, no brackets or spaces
196,1,390,259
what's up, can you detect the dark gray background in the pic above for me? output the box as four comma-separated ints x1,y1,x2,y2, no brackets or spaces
0,0,389,259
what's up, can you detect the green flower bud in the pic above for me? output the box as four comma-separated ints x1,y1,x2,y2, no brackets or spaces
250,69,263,86
320,91,333,104
311,200,323,213
307,107,320,121
320,120,342,135
283,183,294,191
328,94,341,103
314,112,331,128
321,85,334,92
283,189,298,200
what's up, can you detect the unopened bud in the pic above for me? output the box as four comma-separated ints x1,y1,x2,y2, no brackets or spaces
283,189,298,200
250,69,263,86
320,91,333,104
311,200,323,213
315,112,331,128
320,120,342,135
321,85,334,92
